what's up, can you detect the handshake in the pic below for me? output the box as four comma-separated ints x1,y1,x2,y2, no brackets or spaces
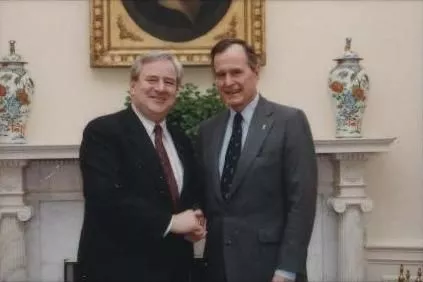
170,209,207,242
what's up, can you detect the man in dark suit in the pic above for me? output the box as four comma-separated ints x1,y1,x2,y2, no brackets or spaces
77,51,205,282
196,38,318,282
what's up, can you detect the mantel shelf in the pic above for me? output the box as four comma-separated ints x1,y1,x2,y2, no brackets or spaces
0,137,397,160
315,137,397,154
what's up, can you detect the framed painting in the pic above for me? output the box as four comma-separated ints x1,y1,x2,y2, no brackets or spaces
90,0,266,67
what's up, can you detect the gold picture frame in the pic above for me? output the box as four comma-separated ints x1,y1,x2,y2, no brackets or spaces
90,0,266,67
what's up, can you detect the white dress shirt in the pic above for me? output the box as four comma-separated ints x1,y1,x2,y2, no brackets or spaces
132,104,184,192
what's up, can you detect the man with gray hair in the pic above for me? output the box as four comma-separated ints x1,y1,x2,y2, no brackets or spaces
77,51,205,282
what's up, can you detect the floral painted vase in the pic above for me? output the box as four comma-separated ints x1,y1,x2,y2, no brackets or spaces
328,38,369,138
0,40,34,143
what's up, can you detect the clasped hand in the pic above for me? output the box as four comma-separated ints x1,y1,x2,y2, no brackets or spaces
170,209,206,242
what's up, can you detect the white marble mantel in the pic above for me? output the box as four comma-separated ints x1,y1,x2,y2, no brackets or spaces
0,137,396,282
0,137,396,160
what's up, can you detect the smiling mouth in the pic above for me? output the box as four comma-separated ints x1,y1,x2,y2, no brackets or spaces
151,96,167,103
224,89,241,95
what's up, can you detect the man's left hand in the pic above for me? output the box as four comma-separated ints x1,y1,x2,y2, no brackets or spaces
272,274,292,282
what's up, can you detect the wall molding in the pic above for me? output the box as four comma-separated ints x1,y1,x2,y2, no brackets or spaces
366,242,423,282
366,242,423,265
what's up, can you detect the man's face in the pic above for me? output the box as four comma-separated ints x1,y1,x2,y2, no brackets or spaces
130,59,178,122
213,44,259,112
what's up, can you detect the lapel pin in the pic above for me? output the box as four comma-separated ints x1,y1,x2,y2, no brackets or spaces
262,124,267,130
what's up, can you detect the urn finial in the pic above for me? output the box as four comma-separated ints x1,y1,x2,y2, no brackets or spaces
399,264,406,282
334,37,362,61
9,40,16,55
416,267,422,282
345,37,352,52
1,40,26,63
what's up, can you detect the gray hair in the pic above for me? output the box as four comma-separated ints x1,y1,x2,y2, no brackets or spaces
130,51,183,85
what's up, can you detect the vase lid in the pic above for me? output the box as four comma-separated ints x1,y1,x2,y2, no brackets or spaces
0,40,27,64
334,37,363,61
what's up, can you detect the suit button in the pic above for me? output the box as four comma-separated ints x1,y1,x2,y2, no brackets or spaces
223,193,230,200
225,240,232,246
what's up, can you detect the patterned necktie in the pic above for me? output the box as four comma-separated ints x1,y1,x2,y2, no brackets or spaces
220,112,243,200
154,124,179,208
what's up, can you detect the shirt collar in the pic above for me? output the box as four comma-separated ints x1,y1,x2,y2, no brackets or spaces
131,104,167,138
229,93,260,124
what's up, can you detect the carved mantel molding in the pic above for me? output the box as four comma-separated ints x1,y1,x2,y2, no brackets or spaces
0,137,396,282
0,144,78,160
315,137,396,154
0,137,396,160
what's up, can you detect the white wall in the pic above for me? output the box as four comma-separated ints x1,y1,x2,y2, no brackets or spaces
1,0,422,274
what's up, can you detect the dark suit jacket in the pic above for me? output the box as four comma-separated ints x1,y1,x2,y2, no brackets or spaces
77,107,200,282
197,96,317,282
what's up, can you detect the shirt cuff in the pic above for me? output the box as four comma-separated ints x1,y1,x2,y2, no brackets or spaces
163,216,173,237
274,269,296,281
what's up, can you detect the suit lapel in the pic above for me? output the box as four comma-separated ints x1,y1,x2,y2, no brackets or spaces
122,107,163,177
229,97,274,196
208,110,230,203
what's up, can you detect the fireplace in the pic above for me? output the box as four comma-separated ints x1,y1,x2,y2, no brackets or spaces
0,138,395,282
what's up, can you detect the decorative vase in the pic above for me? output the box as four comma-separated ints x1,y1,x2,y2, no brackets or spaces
0,40,34,143
328,38,369,138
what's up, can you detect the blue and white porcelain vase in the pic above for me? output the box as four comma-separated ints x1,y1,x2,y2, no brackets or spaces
0,40,34,143
328,38,369,138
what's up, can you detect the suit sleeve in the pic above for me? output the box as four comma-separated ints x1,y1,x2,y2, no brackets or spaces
79,120,172,240
277,109,318,273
